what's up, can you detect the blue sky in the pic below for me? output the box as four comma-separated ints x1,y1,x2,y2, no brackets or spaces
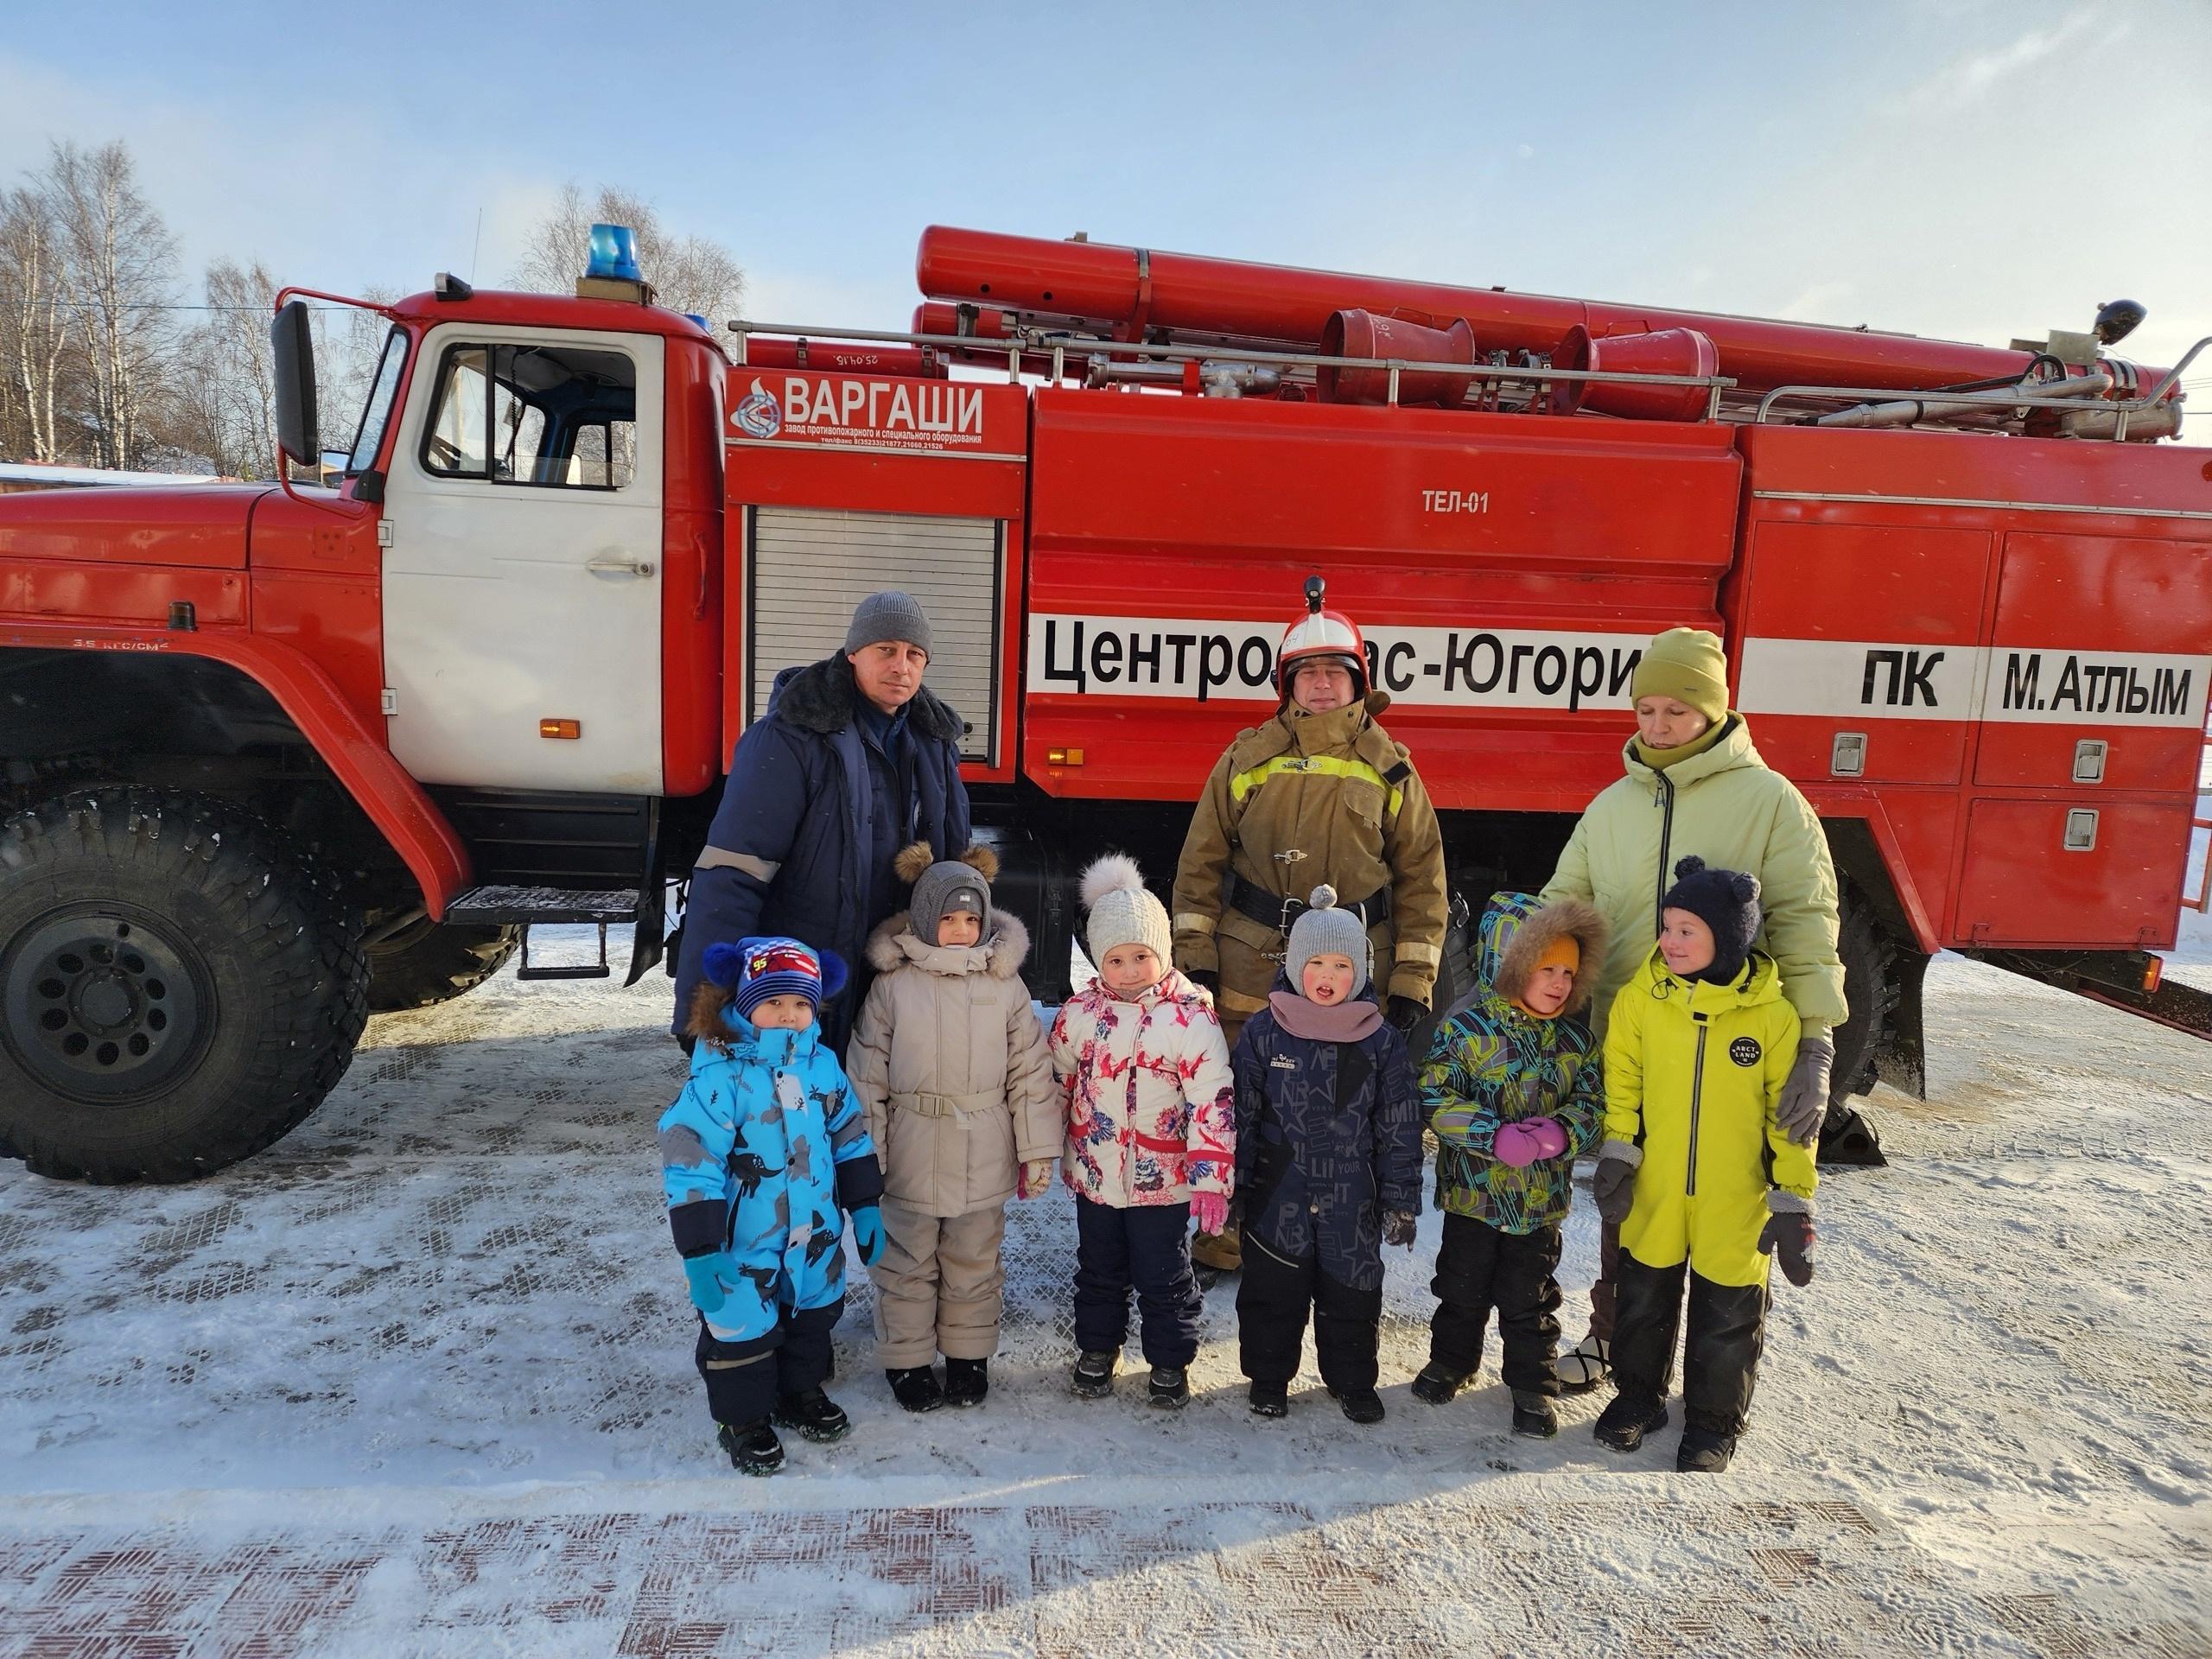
5,1,2209,368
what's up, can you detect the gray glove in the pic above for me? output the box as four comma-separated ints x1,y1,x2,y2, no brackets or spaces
1382,1210,1418,1249
1775,1037,1833,1146
1590,1142,1641,1227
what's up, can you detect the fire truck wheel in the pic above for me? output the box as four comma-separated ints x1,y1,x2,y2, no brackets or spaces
1829,895,1899,1103
366,918,520,1013
0,788,369,1184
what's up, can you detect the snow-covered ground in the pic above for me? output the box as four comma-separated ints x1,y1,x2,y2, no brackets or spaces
3,931,2210,1656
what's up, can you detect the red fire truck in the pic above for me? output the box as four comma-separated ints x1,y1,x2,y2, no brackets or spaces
2,226,2206,1183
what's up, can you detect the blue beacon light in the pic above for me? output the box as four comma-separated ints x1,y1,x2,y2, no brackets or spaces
587,223,643,283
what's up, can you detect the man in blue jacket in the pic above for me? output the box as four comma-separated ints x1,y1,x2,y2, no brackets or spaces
671,593,971,1054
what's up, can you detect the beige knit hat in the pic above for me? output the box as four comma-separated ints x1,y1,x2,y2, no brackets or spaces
1630,626,1729,725
1079,853,1173,965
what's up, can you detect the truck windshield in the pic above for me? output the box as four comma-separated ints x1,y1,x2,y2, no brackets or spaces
346,327,410,475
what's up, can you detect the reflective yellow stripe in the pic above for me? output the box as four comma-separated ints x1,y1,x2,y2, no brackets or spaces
1227,754,1402,816
1173,911,1217,935
1395,940,1442,966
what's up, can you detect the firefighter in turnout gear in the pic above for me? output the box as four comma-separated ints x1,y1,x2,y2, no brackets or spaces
1172,577,1449,1274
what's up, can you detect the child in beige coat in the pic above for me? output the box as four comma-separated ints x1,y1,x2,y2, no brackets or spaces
847,842,1058,1411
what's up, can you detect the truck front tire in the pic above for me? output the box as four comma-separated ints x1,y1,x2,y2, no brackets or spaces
0,789,369,1182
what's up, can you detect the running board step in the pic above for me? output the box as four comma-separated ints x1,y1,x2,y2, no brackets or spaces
445,886,640,925
444,887,643,983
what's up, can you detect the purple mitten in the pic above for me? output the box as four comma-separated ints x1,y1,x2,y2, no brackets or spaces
1492,1122,1541,1169
1522,1117,1569,1160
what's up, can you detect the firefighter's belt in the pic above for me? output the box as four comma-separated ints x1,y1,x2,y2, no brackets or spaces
888,1090,1001,1118
1227,875,1389,936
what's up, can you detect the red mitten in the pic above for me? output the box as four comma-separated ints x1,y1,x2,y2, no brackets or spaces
1190,1190,1230,1235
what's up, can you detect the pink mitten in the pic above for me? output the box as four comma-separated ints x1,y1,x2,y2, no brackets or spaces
1522,1117,1569,1160
1491,1122,1541,1169
1017,1159,1056,1200
1191,1191,1230,1235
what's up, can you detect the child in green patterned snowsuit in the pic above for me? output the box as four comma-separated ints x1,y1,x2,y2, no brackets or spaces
1414,892,1608,1437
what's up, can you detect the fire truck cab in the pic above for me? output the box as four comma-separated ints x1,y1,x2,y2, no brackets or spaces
1,227,2206,1182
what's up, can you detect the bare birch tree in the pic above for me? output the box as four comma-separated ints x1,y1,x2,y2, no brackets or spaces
0,185,75,462
167,258,280,477
44,141,178,469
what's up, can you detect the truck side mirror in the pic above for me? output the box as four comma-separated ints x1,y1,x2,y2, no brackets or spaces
271,300,320,469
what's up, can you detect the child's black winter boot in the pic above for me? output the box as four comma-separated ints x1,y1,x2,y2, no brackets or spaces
1510,1389,1559,1439
887,1367,944,1413
1071,1350,1118,1399
1676,1428,1736,1473
1333,1387,1385,1425
1248,1380,1289,1418
719,1420,785,1476
1592,1391,1668,1452
772,1387,851,1443
1411,1363,1470,1405
1147,1365,1190,1409
944,1357,989,1408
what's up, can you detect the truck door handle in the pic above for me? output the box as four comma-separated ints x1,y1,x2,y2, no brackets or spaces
587,555,655,580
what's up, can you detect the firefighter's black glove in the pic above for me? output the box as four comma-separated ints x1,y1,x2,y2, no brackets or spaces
1759,1201,1815,1287
1386,995,1427,1033
1591,1142,1640,1227
1186,969,1219,997
1382,1210,1418,1249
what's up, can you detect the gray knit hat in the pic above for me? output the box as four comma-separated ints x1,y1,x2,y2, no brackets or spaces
845,590,932,658
1078,853,1173,968
1287,885,1370,998
896,841,996,946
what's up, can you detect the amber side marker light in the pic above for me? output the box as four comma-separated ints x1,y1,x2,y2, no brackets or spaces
541,719,582,740
1046,747,1085,766
2143,957,2164,994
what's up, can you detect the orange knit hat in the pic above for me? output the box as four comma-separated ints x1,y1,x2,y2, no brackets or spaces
1510,933,1582,1017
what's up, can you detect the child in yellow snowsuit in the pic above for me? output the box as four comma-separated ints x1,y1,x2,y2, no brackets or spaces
1589,857,1817,1473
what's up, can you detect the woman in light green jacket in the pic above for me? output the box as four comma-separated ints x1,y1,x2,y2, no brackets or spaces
1538,626,1846,1391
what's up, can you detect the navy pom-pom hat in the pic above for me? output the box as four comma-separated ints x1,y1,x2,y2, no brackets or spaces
1660,855,1762,985
702,936,849,1020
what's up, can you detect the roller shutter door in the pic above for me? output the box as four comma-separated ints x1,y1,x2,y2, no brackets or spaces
747,507,1001,764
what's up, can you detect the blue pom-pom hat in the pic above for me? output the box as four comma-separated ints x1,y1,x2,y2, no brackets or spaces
702,936,849,1020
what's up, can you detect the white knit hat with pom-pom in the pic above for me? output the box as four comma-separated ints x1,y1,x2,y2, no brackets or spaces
1079,853,1173,967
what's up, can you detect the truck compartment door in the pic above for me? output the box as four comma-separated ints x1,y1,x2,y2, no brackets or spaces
746,506,1001,766
1956,798,2194,947
1974,532,2212,792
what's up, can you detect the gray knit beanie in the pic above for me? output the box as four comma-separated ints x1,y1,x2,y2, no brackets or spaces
845,591,932,658
900,842,995,946
1078,853,1173,968
1287,885,1370,998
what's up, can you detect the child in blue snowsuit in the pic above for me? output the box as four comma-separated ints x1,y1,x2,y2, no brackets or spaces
658,936,887,1475
1231,887,1424,1424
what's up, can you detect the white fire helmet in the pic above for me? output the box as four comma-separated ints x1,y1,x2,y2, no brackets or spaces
1275,575,1369,704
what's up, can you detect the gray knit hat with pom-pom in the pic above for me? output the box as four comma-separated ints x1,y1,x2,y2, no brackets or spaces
1287,885,1370,997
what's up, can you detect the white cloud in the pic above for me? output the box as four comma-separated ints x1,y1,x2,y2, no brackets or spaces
1909,8,2101,105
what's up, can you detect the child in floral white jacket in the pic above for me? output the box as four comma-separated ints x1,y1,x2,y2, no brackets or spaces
1049,855,1236,1409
